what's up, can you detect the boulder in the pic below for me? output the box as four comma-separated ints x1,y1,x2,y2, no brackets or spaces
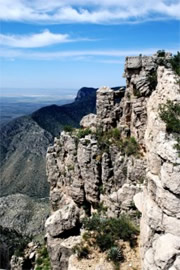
45,200,79,237
80,113,97,131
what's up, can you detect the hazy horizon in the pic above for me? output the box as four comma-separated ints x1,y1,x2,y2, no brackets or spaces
0,87,77,98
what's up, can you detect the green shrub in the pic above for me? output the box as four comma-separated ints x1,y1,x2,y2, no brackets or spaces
83,214,139,249
83,213,101,231
96,128,110,152
159,100,180,133
134,210,142,219
109,128,121,140
36,257,43,265
170,51,180,76
77,128,92,138
156,51,180,76
96,128,121,150
96,233,114,252
107,215,139,243
147,70,158,90
73,243,90,259
97,202,107,214
159,100,180,157
157,50,166,57
35,245,50,270
95,128,140,156
64,125,74,133
120,137,140,156
155,50,170,68
80,214,139,265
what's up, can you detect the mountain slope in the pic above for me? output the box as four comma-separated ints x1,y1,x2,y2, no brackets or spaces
0,116,52,197
0,87,97,198
32,87,97,136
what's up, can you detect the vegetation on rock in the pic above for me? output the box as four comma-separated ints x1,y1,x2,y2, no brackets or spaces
159,100,180,133
157,50,166,57
156,50,180,77
74,213,139,268
73,244,90,259
95,127,140,156
63,125,74,133
170,51,180,76
159,100,180,156
107,246,124,270
147,70,158,91
35,245,50,270
77,128,92,138
119,137,140,156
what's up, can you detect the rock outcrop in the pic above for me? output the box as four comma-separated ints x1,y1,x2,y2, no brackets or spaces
10,242,39,270
139,66,180,270
46,53,180,270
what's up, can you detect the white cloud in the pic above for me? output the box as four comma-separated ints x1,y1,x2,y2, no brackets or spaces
0,30,71,48
0,0,179,24
0,47,178,60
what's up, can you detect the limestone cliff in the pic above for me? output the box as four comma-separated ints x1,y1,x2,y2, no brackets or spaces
46,53,180,270
139,66,180,270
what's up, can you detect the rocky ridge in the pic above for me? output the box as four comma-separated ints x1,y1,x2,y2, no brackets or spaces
46,53,180,270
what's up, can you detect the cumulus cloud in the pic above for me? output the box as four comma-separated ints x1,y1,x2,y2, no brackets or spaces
0,30,72,48
0,0,179,24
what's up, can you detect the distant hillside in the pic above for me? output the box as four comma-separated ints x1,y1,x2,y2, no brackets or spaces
0,97,73,125
0,87,98,198
0,87,123,198
32,87,97,137
0,116,52,197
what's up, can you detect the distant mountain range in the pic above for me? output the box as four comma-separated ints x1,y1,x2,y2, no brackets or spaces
0,87,122,198
0,96,73,125
0,87,97,198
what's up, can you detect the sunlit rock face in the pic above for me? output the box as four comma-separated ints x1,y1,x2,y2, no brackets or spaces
45,53,180,270
139,66,180,270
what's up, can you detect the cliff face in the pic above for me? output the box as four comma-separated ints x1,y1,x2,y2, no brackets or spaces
140,66,180,270
46,53,180,270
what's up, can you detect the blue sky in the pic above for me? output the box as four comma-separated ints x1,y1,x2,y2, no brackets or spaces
0,0,179,96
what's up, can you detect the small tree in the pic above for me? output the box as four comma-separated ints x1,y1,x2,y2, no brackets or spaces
170,51,180,76
63,125,74,133
157,50,166,57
